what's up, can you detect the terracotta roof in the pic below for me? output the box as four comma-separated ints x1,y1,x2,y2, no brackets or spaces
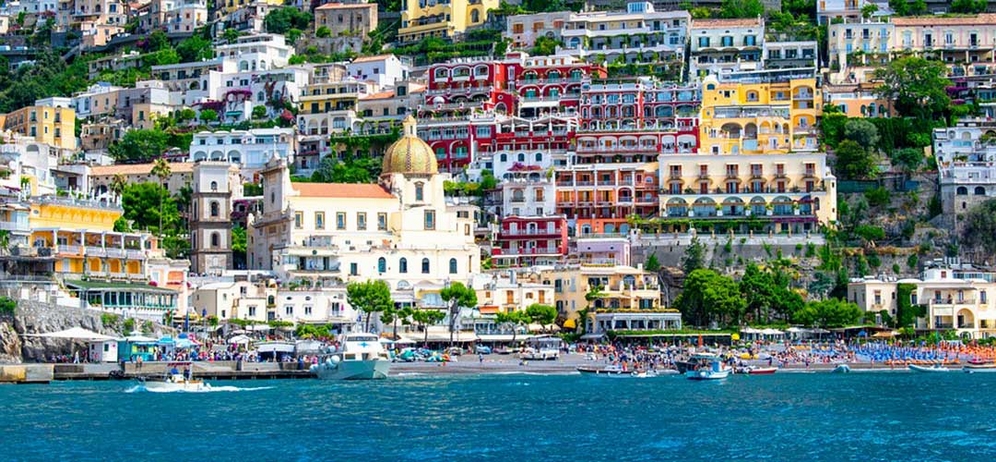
352,54,396,64
892,14,996,26
692,18,761,29
315,2,376,10
90,162,194,177
362,90,396,100
291,183,394,199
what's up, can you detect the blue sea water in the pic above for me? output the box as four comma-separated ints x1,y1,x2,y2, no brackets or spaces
4,372,996,461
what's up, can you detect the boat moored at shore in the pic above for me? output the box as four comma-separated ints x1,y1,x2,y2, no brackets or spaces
310,333,391,380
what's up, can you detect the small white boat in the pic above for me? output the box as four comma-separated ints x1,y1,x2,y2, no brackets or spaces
577,364,630,377
909,364,950,373
310,333,391,380
832,364,851,373
140,363,211,392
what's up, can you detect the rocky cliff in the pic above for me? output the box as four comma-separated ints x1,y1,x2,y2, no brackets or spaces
0,299,120,363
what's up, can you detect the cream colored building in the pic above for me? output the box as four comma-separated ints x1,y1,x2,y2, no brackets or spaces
248,116,481,307
689,17,765,80
0,101,77,151
849,267,996,339
89,162,195,200
659,152,837,233
538,263,669,332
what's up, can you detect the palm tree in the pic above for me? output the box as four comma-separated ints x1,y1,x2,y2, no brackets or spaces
151,158,172,238
109,173,127,203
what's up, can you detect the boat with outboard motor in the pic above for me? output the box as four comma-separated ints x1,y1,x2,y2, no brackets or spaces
908,364,950,373
140,362,211,392
310,333,391,380
685,356,731,380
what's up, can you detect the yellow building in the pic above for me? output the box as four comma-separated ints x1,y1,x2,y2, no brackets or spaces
698,75,821,156
0,104,77,151
25,196,160,282
538,263,676,337
397,0,499,44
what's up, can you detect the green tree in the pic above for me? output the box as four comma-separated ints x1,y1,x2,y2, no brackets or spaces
309,155,339,183
411,308,446,345
108,129,169,162
252,105,268,120
381,306,413,341
199,109,218,124
109,173,128,201
844,119,880,149
316,26,332,38
531,36,562,56
151,158,172,239
347,279,394,332
232,225,247,261
0,296,15,318
175,35,214,62
909,0,927,15
644,253,661,272
223,28,242,44
113,217,132,232
440,282,477,345
525,303,557,332
793,299,862,328
681,237,707,275
145,30,170,52
676,269,746,327
719,0,765,18
891,147,924,175
854,225,886,244
874,57,951,121
962,199,996,256
888,0,908,15
834,140,877,180
495,310,529,344
860,3,877,19
121,182,179,236
265,7,312,34
950,0,986,13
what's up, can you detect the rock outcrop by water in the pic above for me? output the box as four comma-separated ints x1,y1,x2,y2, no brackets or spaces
0,299,120,363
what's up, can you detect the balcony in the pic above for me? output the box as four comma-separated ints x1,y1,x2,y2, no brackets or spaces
497,247,561,256
501,228,560,237
85,246,107,257
57,245,82,255
126,250,146,260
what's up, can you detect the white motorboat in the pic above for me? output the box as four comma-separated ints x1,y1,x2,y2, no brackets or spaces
909,364,950,373
140,363,212,392
685,358,732,380
310,333,391,380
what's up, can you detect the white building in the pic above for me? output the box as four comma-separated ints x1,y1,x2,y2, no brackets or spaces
689,17,765,81
346,54,408,91
189,128,296,178
933,120,996,216
214,33,294,72
558,2,689,69
72,82,125,119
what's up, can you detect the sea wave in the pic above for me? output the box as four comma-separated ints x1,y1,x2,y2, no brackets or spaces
125,385,274,393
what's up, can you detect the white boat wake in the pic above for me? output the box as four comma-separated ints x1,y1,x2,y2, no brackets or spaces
126,385,274,393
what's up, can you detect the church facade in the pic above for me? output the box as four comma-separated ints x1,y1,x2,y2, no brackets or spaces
247,116,481,305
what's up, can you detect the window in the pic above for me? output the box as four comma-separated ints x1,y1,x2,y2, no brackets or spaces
315,212,325,229
285,306,293,315
415,183,424,201
350,262,358,276
294,212,303,229
210,181,218,191
421,258,430,274
449,258,457,274
399,257,408,273
304,306,312,316
698,37,709,47
336,212,346,230
424,210,435,230
210,201,220,217
210,232,220,248
357,212,367,230
378,213,387,230
378,257,386,273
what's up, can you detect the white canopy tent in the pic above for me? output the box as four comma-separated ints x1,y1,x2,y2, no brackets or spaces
25,327,117,341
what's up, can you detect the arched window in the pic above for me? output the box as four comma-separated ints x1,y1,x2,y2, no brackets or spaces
518,153,525,162
421,258,430,274
957,186,969,195
449,258,457,274
499,153,507,162
399,257,408,273
535,153,542,162
210,181,218,191
975,186,986,195
210,232,220,248
415,183,424,201
378,257,386,273
470,9,480,23
210,201,220,217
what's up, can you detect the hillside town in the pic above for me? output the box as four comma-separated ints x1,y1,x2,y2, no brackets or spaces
3,0,996,353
